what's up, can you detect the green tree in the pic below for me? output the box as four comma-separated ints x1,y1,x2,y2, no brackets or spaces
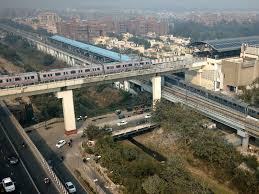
142,175,168,194
42,54,55,66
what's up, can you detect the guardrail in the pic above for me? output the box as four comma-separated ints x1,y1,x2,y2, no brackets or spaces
0,101,69,194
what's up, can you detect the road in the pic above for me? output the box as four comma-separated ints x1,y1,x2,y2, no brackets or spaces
79,111,151,131
28,128,89,194
0,106,59,194
0,124,39,194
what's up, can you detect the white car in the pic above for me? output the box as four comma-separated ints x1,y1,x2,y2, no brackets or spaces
2,177,15,193
117,120,128,126
56,140,66,148
65,181,76,193
145,114,152,119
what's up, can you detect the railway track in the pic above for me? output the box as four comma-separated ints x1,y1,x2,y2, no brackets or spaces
163,86,259,137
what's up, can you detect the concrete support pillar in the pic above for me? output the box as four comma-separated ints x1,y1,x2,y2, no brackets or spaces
152,76,161,109
124,80,130,92
242,135,249,152
238,130,249,151
56,90,77,135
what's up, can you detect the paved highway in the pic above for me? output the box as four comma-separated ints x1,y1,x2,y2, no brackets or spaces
0,124,39,194
0,106,59,194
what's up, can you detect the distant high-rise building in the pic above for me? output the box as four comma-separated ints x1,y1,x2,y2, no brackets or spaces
38,11,61,34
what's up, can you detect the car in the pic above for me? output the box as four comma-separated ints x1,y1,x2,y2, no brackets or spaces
145,114,152,119
65,181,76,193
104,128,113,132
2,177,15,193
115,110,121,115
56,140,66,148
117,120,128,126
118,114,125,119
7,156,19,165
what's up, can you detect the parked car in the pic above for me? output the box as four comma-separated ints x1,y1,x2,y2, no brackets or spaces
115,110,121,115
117,120,128,126
56,140,66,148
104,128,113,132
65,181,76,193
7,156,19,165
2,177,15,193
145,114,152,119
118,113,125,119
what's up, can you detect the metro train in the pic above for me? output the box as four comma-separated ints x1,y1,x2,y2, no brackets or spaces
0,60,152,88
164,75,259,120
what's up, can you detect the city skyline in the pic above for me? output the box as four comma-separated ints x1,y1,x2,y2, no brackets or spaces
1,0,259,11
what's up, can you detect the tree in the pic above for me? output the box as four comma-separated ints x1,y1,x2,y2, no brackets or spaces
142,175,168,194
42,54,55,66
84,125,109,140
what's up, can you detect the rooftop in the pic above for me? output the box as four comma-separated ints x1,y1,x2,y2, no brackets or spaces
191,36,259,52
51,35,131,62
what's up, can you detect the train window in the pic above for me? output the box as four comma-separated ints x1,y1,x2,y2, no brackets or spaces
0,80,2,83
85,69,90,72
146,62,149,64
97,68,100,70
116,65,121,68
135,63,139,66
55,73,61,76
15,78,21,81
71,71,76,74
140,62,144,65
128,64,132,66
43,75,46,77
31,76,34,79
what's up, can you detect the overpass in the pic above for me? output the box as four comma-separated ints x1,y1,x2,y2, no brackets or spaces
0,57,205,135
112,123,159,140
129,80,259,150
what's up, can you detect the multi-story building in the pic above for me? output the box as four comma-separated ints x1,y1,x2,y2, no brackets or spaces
57,19,106,42
38,11,61,34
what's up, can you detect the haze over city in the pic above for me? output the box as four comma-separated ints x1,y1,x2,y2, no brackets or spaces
1,0,259,10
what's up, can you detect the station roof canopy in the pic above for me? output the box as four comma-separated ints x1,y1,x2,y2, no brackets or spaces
190,36,259,52
51,35,131,62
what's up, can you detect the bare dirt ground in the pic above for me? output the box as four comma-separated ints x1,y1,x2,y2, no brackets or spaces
0,57,23,74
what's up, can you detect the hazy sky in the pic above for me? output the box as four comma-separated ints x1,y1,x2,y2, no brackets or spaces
1,0,259,11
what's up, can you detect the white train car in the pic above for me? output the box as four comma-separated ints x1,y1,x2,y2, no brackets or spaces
38,65,103,82
0,72,38,88
103,60,152,74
